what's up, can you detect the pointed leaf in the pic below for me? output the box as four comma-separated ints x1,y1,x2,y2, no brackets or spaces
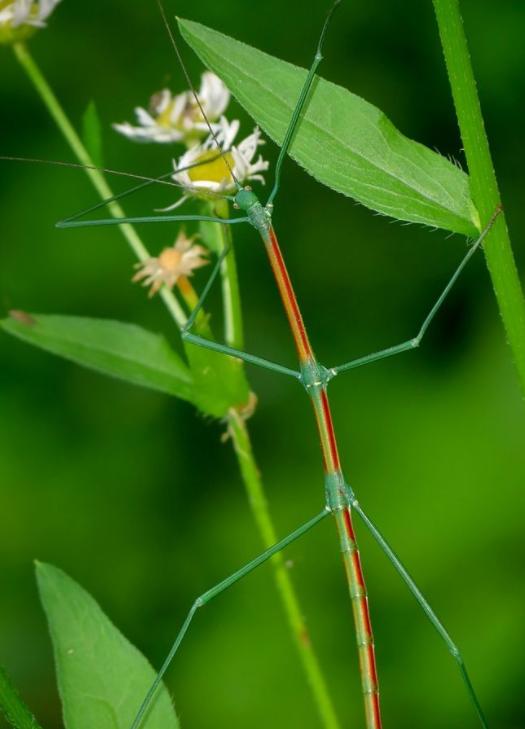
1,312,194,403
82,100,104,168
0,666,43,729
179,19,480,237
36,562,180,729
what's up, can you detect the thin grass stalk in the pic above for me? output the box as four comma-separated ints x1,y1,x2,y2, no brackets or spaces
432,0,525,396
12,43,341,729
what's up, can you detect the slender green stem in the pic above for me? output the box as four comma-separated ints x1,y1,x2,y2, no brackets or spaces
0,666,43,729
212,198,244,350
12,41,186,329
227,410,341,729
432,0,525,395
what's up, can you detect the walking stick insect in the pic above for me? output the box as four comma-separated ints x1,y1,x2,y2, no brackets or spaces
46,1,501,727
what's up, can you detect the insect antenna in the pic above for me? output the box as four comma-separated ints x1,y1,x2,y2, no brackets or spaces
0,153,233,224
155,0,242,191
0,154,228,193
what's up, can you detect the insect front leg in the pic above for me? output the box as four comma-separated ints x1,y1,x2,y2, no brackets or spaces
328,207,502,379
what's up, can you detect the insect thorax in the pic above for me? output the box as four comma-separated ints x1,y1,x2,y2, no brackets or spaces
234,188,271,237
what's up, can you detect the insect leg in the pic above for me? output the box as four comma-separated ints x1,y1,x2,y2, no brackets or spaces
56,213,250,230
329,206,502,378
266,0,342,207
130,508,329,729
181,250,302,379
350,495,489,729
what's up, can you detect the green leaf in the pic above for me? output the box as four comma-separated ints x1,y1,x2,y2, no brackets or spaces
36,562,179,729
1,312,194,403
183,311,251,418
179,19,480,237
184,340,250,418
0,666,43,729
82,100,104,168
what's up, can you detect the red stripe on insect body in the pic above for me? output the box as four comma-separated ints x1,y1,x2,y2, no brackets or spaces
267,227,312,361
371,693,382,728
320,390,341,472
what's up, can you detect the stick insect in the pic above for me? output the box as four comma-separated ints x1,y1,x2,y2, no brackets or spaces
40,1,502,727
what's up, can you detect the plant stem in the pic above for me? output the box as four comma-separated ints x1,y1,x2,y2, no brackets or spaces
432,0,525,395
227,410,341,729
15,43,340,729
0,667,43,729
12,42,186,329
213,198,244,350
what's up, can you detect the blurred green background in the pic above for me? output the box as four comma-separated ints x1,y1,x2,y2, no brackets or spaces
1,1,524,728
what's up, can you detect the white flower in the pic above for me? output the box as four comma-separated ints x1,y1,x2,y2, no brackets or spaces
113,72,230,145
0,0,61,29
164,118,269,209
133,232,209,297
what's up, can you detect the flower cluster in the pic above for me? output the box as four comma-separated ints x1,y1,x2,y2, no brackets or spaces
120,72,270,296
0,0,61,43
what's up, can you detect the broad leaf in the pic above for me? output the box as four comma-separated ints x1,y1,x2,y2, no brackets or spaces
179,19,480,237
1,312,194,403
36,562,179,729
82,100,104,168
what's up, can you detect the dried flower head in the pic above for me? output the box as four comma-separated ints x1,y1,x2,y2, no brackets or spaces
113,72,230,146
133,232,209,297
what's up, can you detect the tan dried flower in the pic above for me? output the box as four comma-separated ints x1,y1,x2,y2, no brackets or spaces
133,232,209,297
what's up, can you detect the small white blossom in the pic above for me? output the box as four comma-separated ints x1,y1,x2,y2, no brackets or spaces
113,72,230,145
164,117,269,209
133,232,209,297
0,0,61,29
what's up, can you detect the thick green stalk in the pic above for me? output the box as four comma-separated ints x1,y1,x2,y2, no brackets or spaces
12,42,186,328
0,667,42,729
15,43,340,728
227,410,341,729
432,0,525,395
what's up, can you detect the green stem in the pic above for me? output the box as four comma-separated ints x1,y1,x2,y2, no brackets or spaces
211,198,244,350
432,0,525,395
12,42,186,329
0,666,43,729
227,410,341,729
